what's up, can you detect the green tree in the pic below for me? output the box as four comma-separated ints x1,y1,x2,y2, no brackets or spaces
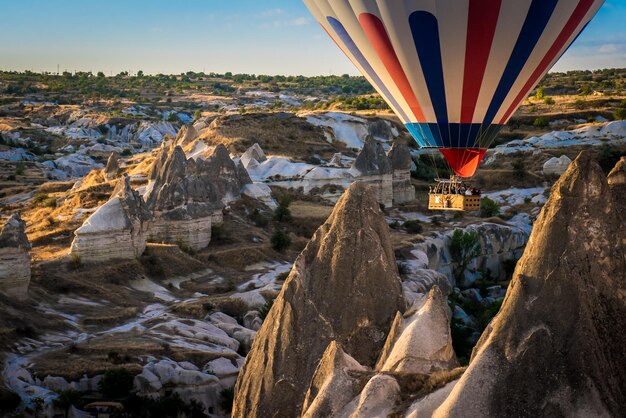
193,109,202,121
274,196,292,223
98,368,135,399
53,390,82,418
450,229,481,285
480,197,500,218
535,86,545,100
271,229,291,252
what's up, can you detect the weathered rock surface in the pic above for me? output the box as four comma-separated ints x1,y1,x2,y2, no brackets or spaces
352,136,393,208
70,175,151,263
240,143,267,169
175,124,198,147
415,222,528,284
145,142,250,250
233,182,405,418
378,286,457,374
387,142,415,205
608,157,626,225
435,152,626,417
329,153,343,167
301,342,369,418
104,152,120,181
0,213,31,299
542,154,572,176
338,374,401,418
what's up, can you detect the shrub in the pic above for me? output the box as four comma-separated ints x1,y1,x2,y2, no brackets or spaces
480,197,500,218
176,237,196,256
512,158,526,179
193,109,202,121
614,107,626,121
402,220,423,234
533,117,549,128
259,298,275,320
98,368,135,399
273,196,292,223
141,253,165,277
121,148,133,157
220,387,235,413
15,161,26,176
53,390,82,415
543,97,555,105
250,209,269,228
68,253,82,270
271,229,291,252
33,193,57,208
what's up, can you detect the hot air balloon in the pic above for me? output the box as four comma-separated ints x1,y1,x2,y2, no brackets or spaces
304,0,604,208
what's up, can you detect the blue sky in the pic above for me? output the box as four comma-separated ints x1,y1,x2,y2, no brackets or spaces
0,0,624,76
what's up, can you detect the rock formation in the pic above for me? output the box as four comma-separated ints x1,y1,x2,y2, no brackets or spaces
175,124,198,147
542,154,572,176
434,152,626,417
329,153,343,167
104,152,120,181
0,213,31,299
387,142,416,205
240,143,267,169
70,175,151,263
301,342,369,418
377,287,457,375
352,136,393,208
608,157,626,224
233,182,405,418
145,143,251,250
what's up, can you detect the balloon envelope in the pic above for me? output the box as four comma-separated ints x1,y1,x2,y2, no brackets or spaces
304,0,604,177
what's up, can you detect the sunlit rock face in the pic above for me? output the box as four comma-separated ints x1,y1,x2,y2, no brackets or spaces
608,156,626,226
542,155,572,176
387,142,415,205
70,175,152,263
233,182,405,418
104,151,120,181
145,141,251,250
352,136,393,208
434,152,626,417
378,286,458,375
0,213,31,299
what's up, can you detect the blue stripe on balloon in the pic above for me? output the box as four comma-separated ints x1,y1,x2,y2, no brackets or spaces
405,123,504,148
408,11,448,128
483,0,559,125
326,17,409,123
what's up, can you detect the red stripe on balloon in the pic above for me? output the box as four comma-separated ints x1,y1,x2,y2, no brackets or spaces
499,0,596,123
461,0,502,124
359,13,425,122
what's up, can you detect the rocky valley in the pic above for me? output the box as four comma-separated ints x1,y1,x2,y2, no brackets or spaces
1,70,626,418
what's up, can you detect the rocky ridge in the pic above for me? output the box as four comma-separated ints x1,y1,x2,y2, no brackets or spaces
0,213,31,299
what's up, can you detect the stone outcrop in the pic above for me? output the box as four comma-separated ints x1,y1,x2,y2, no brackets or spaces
301,342,369,418
608,157,626,225
377,287,457,374
0,213,31,299
352,136,393,208
233,182,405,418
329,153,343,167
415,222,528,284
240,143,267,169
70,175,151,263
387,142,415,205
434,152,626,417
542,154,572,176
175,124,198,147
104,152,120,181
145,142,251,250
